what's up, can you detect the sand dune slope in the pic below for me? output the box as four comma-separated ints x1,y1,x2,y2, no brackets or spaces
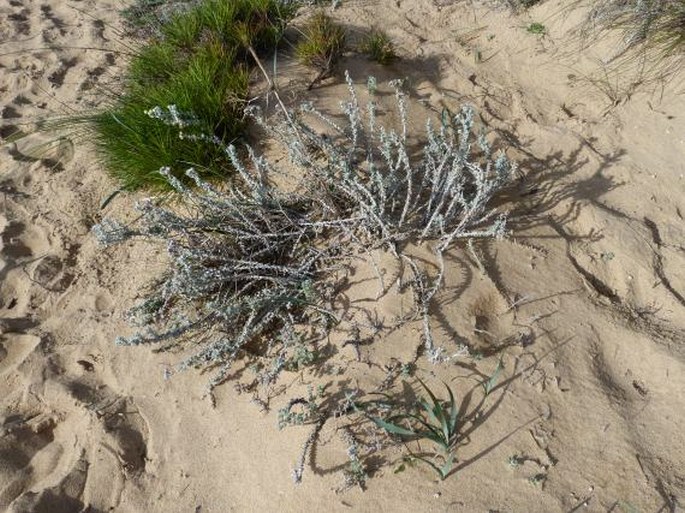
1,0,684,511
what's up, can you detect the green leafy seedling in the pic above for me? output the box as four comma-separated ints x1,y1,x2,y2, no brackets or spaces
368,378,459,480
527,22,546,35
507,454,523,469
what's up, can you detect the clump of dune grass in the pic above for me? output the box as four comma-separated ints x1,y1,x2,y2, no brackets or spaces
582,0,685,76
91,0,297,190
358,29,397,64
295,11,347,86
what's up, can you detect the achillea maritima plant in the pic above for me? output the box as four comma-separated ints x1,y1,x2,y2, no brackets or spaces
95,161,342,394
94,73,515,397
263,74,513,359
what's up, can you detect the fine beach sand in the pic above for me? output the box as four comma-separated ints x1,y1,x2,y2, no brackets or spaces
1,0,684,511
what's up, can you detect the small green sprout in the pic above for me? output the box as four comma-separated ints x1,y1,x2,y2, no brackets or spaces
400,362,415,378
529,472,547,486
508,455,522,469
363,378,460,480
527,22,546,35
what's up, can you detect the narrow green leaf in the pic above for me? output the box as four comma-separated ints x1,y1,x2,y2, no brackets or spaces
440,451,456,480
403,413,444,444
483,359,504,396
419,398,440,426
408,453,447,480
416,377,441,411
440,107,451,129
371,416,417,437
438,402,450,446
445,382,459,434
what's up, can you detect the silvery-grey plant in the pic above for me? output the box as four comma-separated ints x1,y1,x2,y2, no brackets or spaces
249,72,514,359
95,163,343,396
93,72,514,400
338,427,368,491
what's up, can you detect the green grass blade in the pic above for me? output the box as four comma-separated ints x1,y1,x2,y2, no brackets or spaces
402,413,446,446
371,416,417,437
416,377,446,424
407,453,449,480
418,397,440,426
100,189,122,210
437,405,450,446
445,382,458,434
483,359,503,396
415,377,454,444
416,377,440,406
440,451,456,479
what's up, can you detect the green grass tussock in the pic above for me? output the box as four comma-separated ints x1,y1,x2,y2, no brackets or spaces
296,11,346,74
358,29,397,64
93,0,297,190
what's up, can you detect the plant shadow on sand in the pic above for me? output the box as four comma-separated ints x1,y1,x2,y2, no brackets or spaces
295,336,572,483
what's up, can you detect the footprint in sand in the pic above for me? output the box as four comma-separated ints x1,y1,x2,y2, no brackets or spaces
0,413,57,511
0,333,41,377
1,210,77,295
8,8,31,37
47,57,79,89
58,366,150,478
93,292,113,313
0,220,33,260
0,336,150,511
5,452,102,513
30,253,75,292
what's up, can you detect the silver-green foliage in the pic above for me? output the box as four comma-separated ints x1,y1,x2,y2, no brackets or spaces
93,72,514,395
273,73,513,252
265,72,514,360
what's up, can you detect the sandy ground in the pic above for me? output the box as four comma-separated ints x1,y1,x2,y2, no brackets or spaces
1,0,684,511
